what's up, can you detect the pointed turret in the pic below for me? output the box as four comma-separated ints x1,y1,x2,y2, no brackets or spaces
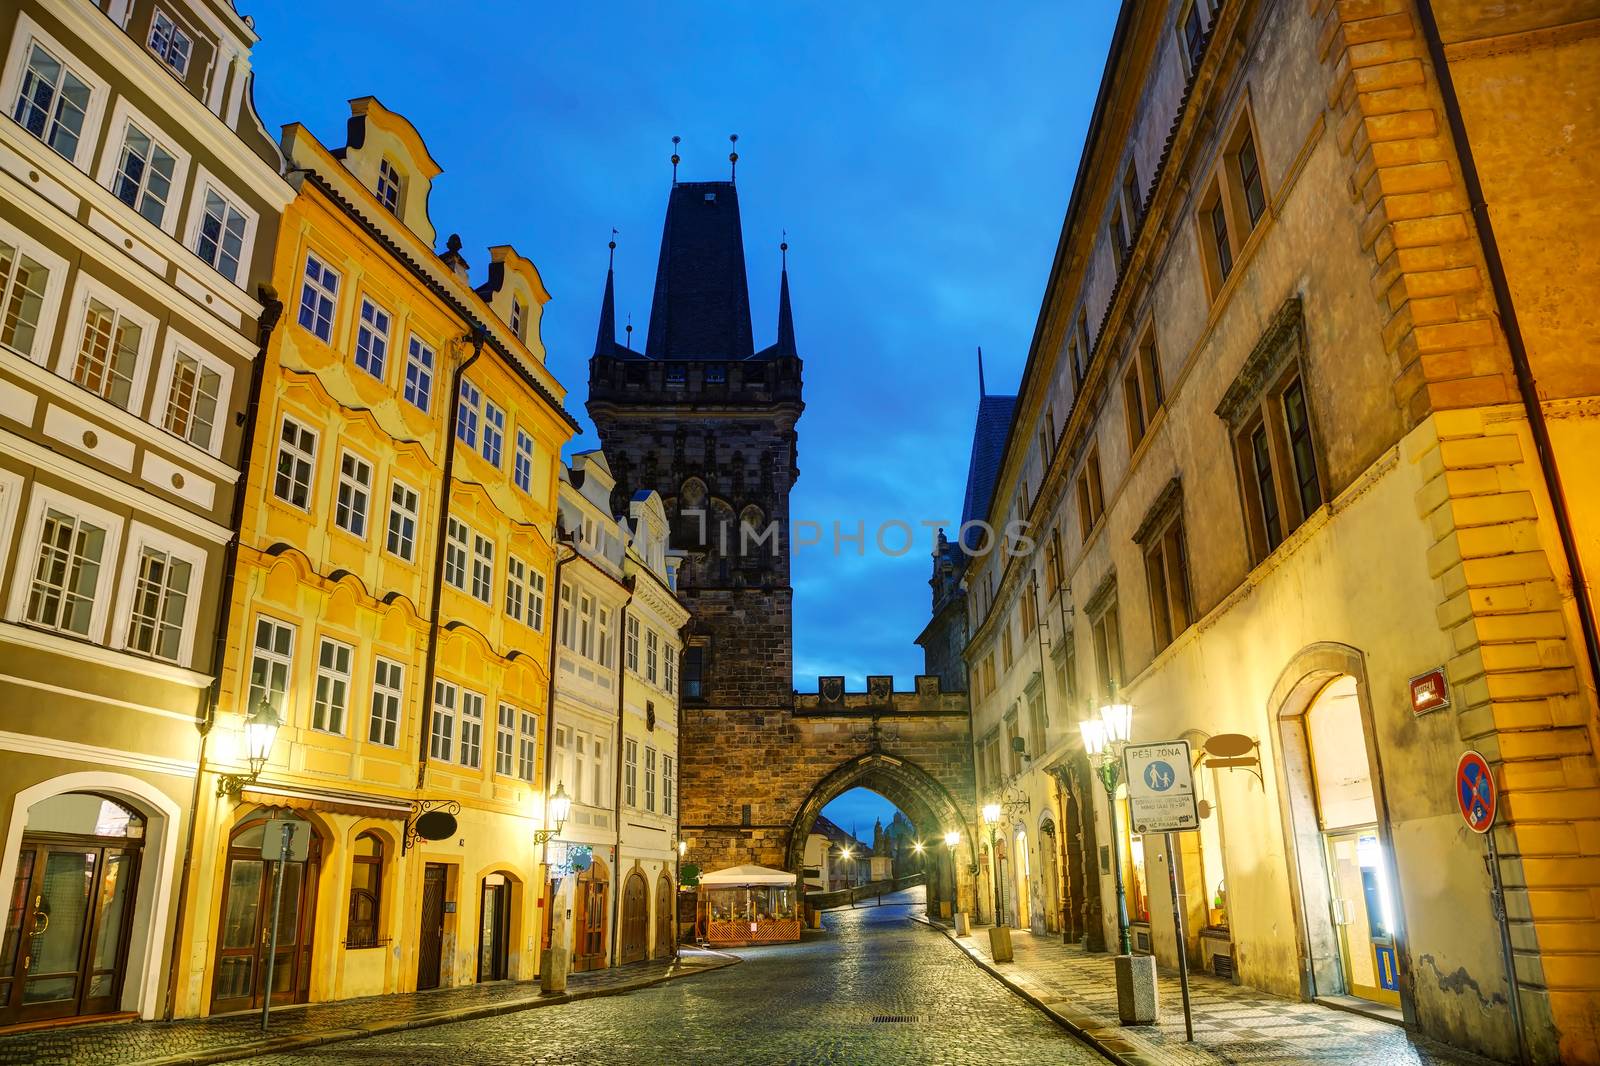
774,240,798,357
594,238,618,357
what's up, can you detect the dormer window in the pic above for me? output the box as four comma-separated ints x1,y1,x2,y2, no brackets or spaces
148,10,193,77
510,297,523,341
375,159,402,214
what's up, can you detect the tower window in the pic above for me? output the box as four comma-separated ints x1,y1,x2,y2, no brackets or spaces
705,365,726,385
666,366,686,388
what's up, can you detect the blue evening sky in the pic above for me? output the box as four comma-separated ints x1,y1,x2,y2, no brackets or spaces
243,2,1117,689
822,788,900,846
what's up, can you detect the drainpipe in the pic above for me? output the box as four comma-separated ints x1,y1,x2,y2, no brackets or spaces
163,285,283,1022
609,595,630,967
416,328,486,788
540,532,576,962
1414,0,1600,701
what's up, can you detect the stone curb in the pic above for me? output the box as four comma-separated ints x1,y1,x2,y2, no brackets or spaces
911,915,1146,1066
130,953,742,1066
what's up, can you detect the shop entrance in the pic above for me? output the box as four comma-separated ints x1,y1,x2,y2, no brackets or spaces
211,812,321,1014
478,875,509,982
1286,671,1403,1011
0,794,145,1026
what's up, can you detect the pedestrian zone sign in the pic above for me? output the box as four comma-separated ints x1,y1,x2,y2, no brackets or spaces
1123,740,1199,834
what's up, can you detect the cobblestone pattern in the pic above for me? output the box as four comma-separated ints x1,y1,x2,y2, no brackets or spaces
942,921,1493,1066
237,892,1104,1066
0,953,730,1066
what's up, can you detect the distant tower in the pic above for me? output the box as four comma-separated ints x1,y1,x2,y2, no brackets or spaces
587,177,804,710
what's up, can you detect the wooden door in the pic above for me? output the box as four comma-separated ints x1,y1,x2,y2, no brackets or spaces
416,864,447,990
211,817,320,1014
572,860,608,972
619,872,647,965
477,881,508,982
653,876,674,958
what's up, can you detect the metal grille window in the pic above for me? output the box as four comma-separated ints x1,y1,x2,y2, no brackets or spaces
0,239,50,357
313,638,352,734
27,508,107,636
354,298,390,380
126,545,191,661
196,188,247,283
430,680,456,761
455,378,480,448
74,298,140,409
644,746,657,812
471,533,494,603
518,712,537,782
459,690,484,769
481,401,504,466
368,658,402,748
297,253,339,341
375,159,402,214
248,617,294,716
403,334,433,411
496,703,516,777
147,10,192,75
12,42,91,161
386,480,418,561
274,417,317,509
335,452,372,538
514,430,535,492
111,123,175,226
163,352,221,450
624,738,638,807
444,517,469,591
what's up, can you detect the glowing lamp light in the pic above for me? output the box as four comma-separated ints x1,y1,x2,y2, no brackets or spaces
1100,701,1134,745
242,695,283,778
840,846,853,861
547,781,572,835
1079,717,1109,757
912,841,925,854
677,839,688,857
981,803,1001,827
943,830,961,849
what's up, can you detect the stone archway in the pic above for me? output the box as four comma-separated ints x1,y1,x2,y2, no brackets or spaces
785,751,978,915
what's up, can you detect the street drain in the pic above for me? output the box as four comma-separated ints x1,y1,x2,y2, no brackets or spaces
872,1015,919,1023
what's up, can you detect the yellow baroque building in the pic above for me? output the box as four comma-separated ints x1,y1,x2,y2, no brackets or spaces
171,97,578,1018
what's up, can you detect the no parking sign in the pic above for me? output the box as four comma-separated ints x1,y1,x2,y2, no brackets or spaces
1456,750,1497,833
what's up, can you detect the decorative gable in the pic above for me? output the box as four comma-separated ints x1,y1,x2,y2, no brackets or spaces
478,246,550,360
333,96,442,246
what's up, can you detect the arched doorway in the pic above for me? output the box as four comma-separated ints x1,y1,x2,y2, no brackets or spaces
211,811,322,1014
478,873,512,982
572,857,609,972
1013,826,1032,930
1038,815,1059,935
653,874,674,958
619,869,649,965
0,793,145,1025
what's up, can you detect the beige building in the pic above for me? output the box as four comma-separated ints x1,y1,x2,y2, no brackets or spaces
960,1,1600,1064
0,0,289,1029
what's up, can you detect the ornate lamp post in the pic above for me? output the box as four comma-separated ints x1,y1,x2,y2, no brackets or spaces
982,802,1003,924
217,694,283,797
533,781,572,846
1080,691,1134,955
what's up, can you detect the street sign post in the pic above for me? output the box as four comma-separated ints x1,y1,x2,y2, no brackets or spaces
258,819,310,1033
1123,740,1198,1041
1456,750,1496,833
1454,750,1526,1066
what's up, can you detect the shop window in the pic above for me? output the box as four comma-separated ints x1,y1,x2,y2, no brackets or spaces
1118,792,1152,923
347,832,383,948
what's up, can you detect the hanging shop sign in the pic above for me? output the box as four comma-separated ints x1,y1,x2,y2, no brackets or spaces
1410,668,1451,716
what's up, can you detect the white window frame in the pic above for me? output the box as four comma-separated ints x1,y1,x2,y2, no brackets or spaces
459,688,484,770
294,249,340,342
368,656,403,748
375,158,403,214
312,636,353,735
513,429,535,493
644,745,657,812
509,296,523,341
273,414,318,511
623,737,638,807
58,274,159,415
626,615,639,673
597,605,612,668
664,644,676,696
471,532,494,604
430,679,456,762
645,628,659,685
577,592,594,659
553,723,570,798
150,329,233,456
456,377,480,448
403,333,434,412
0,215,69,366
385,478,419,562
182,166,259,289
246,614,295,718
334,449,373,539
528,569,546,632
517,710,537,783
444,516,470,592
146,8,194,77
480,400,504,467
1,19,110,170
6,486,124,643
495,703,516,777
109,520,205,665
0,471,24,586
505,554,526,623
558,583,573,649
93,99,191,237
353,295,391,382
663,754,674,816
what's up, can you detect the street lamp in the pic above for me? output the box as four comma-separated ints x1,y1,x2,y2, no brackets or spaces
533,781,571,846
677,839,688,858
982,803,1003,925
1080,689,1134,955
217,694,283,797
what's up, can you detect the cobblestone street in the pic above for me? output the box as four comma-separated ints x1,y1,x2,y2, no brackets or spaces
237,892,1102,1066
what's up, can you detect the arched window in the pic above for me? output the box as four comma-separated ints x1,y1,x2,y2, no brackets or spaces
347,831,384,948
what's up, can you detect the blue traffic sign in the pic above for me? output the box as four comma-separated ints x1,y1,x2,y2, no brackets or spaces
1144,760,1176,792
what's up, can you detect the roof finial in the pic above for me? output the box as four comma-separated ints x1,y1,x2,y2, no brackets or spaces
625,313,633,350
670,136,681,184
609,227,617,269
978,345,987,398
729,133,739,183
781,228,788,270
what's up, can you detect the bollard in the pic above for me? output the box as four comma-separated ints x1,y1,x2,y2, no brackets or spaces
1115,953,1158,1025
987,924,1014,963
953,911,971,936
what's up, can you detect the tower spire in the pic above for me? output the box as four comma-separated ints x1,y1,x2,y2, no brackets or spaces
978,345,987,398
729,133,739,183
775,232,797,357
671,135,681,184
594,232,617,357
